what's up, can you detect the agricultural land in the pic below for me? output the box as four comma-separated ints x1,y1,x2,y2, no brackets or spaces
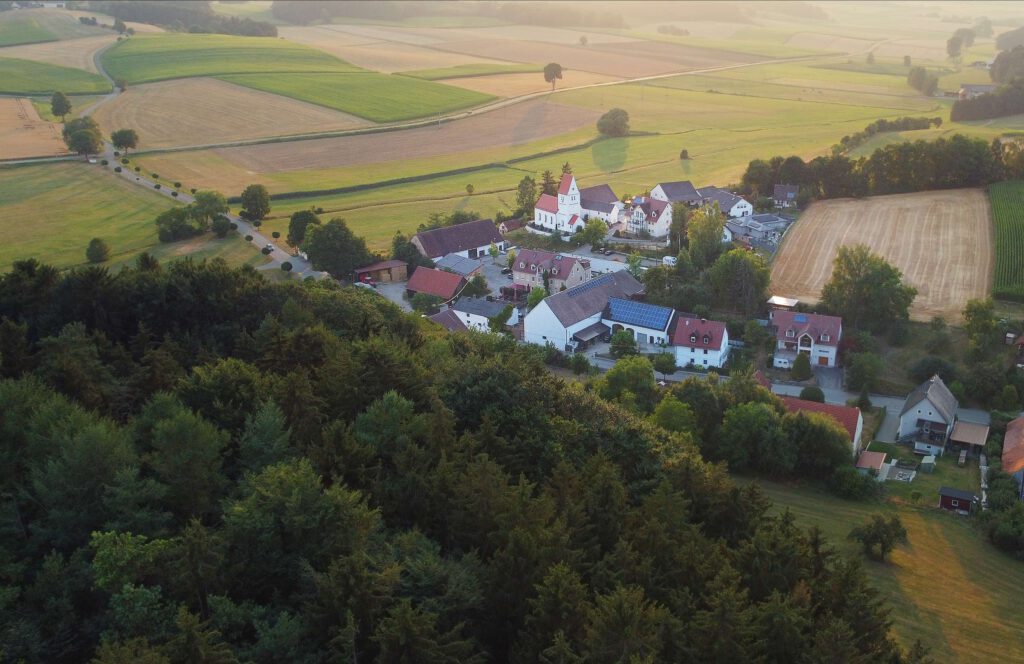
0,97,69,160
989,181,1024,303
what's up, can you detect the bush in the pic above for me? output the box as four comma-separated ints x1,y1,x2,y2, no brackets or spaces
100,159,108,166
230,222,238,230
272,231,281,239
134,166,141,172
121,158,129,164
211,216,231,238
791,353,812,381
85,238,110,263
190,188,197,194
245,235,253,242
829,466,883,500
261,247,272,255
171,191,178,197
908,355,957,384
315,207,324,214
113,151,120,157
174,182,182,189
799,386,825,402
679,148,689,159
154,184,161,190
151,173,159,179
114,166,122,173
281,262,293,272
569,352,591,375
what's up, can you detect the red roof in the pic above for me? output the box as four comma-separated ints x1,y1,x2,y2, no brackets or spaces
513,249,583,279
354,259,406,275
536,193,559,213
632,197,668,223
671,315,727,348
568,214,581,226
856,450,887,471
772,310,842,347
406,267,464,300
557,173,575,195
781,396,861,443
1003,416,1024,474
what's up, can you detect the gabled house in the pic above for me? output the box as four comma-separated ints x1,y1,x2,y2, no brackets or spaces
452,297,516,332
523,271,644,351
958,83,997,100
856,451,890,480
781,396,864,457
534,173,584,233
498,218,525,234
898,375,958,456
406,267,465,302
428,309,469,333
354,259,408,284
412,219,504,261
512,249,591,293
579,184,622,223
773,184,799,208
626,196,671,238
670,315,729,368
651,180,702,207
770,310,842,368
602,297,675,347
938,486,978,513
1001,416,1024,500
697,186,753,218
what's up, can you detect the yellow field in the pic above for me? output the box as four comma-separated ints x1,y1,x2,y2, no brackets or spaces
0,34,115,73
0,97,68,159
440,70,621,96
771,189,993,321
92,77,371,149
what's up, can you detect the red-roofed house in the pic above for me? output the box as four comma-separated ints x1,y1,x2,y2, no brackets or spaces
533,174,620,234
1002,416,1024,500
670,315,729,368
626,196,672,238
512,249,591,292
405,267,465,302
781,396,864,457
770,310,842,368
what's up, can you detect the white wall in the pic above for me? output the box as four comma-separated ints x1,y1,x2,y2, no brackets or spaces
454,310,491,332
730,199,754,218
672,328,730,368
898,398,953,440
524,301,569,349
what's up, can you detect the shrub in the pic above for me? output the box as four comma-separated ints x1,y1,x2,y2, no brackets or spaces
113,150,120,157
190,188,198,194
281,262,293,272
272,231,280,239
85,238,110,263
171,191,178,197
245,235,253,242
114,166,122,173
134,166,140,172
230,222,238,230
151,173,159,179
174,182,182,189
100,159,108,166
154,184,161,190
679,148,689,159
829,466,883,500
790,353,812,381
315,207,324,214
261,247,272,255
121,158,129,164
799,386,825,402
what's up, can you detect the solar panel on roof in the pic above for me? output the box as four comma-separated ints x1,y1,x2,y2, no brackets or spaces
606,297,672,330
567,273,613,297
794,314,807,323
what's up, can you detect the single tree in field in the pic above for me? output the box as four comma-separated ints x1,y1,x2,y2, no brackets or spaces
66,128,103,157
544,62,563,91
465,184,474,195
115,78,128,92
239,184,271,221
113,18,126,33
50,91,71,121
596,108,630,137
652,352,677,380
86,238,110,263
848,514,908,561
111,128,138,154
946,35,962,60
579,35,588,46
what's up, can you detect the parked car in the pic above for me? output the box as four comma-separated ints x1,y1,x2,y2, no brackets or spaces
603,249,613,256
663,255,678,267
501,267,512,274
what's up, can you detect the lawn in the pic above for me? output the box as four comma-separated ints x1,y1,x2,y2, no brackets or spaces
989,181,1024,302
753,479,1024,663
101,33,363,84
30,95,102,121
401,63,540,80
0,163,266,271
0,57,111,95
220,72,495,122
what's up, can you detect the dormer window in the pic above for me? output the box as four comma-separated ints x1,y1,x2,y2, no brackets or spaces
821,334,830,342
703,335,710,344
530,264,536,270
519,262,525,269
551,268,558,275
690,333,696,343
786,330,795,338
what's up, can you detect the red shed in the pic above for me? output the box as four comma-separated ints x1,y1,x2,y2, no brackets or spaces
937,486,978,514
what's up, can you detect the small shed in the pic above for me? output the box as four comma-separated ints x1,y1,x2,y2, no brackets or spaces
920,455,936,473
856,451,889,481
937,486,978,514
950,421,990,456
354,259,408,284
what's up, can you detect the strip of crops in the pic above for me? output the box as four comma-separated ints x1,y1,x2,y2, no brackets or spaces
990,181,1024,302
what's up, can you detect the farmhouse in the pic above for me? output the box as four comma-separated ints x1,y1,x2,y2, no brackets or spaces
428,308,469,333
1001,416,1024,499
856,450,890,481
602,297,675,348
773,184,799,208
452,297,515,332
769,310,842,368
405,267,465,302
353,259,408,284
938,486,978,514
651,180,702,206
625,196,671,238
670,315,729,368
434,254,483,278
523,271,644,351
512,249,591,292
411,219,504,261
782,396,864,457
958,83,997,99
898,375,958,456
697,186,753,218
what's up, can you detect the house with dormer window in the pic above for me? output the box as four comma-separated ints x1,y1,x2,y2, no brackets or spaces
669,315,729,368
512,249,591,292
770,309,841,368
626,196,671,238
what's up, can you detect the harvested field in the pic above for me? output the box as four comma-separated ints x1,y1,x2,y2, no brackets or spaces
872,40,949,62
92,78,371,149
589,40,762,70
323,24,447,46
436,39,680,78
771,189,992,321
0,8,107,46
440,70,621,97
401,25,639,45
209,99,600,173
0,34,116,74
0,97,69,159
784,32,875,54
297,41,507,73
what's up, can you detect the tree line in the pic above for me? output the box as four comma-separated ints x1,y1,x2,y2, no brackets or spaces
833,116,942,155
0,255,931,663
951,80,1024,122
92,1,277,37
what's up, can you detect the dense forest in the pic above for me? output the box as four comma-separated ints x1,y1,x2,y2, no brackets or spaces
92,1,277,37
0,255,931,662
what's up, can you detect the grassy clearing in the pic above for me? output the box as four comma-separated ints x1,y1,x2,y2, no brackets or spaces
220,72,494,122
989,181,1024,302
30,95,102,121
753,480,1024,663
101,33,362,84
0,163,264,271
0,57,110,95
401,63,541,80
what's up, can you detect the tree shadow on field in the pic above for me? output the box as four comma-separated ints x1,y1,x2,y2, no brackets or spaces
592,137,628,173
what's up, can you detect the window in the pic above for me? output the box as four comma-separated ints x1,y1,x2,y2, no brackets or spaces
690,333,697,343
786,330,795,337
703,335,710,344
951,499,959,507
703,359,708,365
519,262,525,269
704,349,708,355
821,334,830,342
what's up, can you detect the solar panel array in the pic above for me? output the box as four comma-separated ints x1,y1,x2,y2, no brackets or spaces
794,314,807,323
606,297,673,330
567,273,614,297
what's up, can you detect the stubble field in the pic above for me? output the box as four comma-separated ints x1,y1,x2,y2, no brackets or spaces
771,189,993,321
0,97,69,160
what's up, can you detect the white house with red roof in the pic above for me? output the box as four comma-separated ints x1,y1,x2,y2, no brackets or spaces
670,315,730,368
533,174,624,233
512,248,591,292
626,196,672,238
770,310,842,368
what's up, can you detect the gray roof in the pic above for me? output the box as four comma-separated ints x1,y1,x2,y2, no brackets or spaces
773,184,798,200
543,271,644,327
580,184,619,214
938,486,978,501
453,296,506,318
698,186,748,213
428,309,468,333
413,219,501,258
435,253,483,277
900,375,958,424
960,83,996,93
657,180,701,203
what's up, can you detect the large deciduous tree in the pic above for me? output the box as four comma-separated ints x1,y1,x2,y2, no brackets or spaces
111,128,139,154
239,184,271,221
51,91,71,121
820,244,916,333
596,108,630,137
686,205,725,270
707,249,770,316
286,209,321,247
543,62,563,90
516,175,538,214
304,218,373,278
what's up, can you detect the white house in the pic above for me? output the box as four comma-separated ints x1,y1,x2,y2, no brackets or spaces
770,310,842,368
452,297,517,332
625,196,671,238
579,184,622,223
412,219,504,261
651,180,703,206
533,173,584,233
523,271,644,351
670,315,729,368
898,375,959,456
697,186,753,218
512,249,591,292
601,297,674,348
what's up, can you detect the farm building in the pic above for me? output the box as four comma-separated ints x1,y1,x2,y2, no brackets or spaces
428,308,468,333
523,271,644,351
949,421,990,457
697,186,753,218
353,259,408,284
498,218,525,234
1002,416,1024,499
958,83,997,99
651,180,703,206
898,375,958,456
781,396,864,457
856,451,890,481
938,486,978,514
670,315,729,369
625,196,671,238
512,249,591,293
411,219,504,261
452,297,516,332
434,254,483,278
602,297,675,348
405,267,465,302
769,310,842,368
767,295,799,310
773,184,799,208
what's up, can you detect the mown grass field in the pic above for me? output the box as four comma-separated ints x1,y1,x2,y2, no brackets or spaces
989,181,1024,302
0,8,106,46
101,33,362,84
220,72,494,122
401,63,540,80
0,12,56,47
753,480,1024,663
0,163,265,271
0,57,110,95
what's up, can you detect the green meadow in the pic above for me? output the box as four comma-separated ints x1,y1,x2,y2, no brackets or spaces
0,57,110,95
0,8,106,46
0,12,56,46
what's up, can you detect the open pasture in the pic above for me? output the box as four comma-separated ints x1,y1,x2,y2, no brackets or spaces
0,97,68,160
0,8,106,46
771,189,992,321
101,33,361,84
0,56,110,95
0,34,115,74
587,39,763,71
783,31,875,54
439,70,621,97
92,78,371,150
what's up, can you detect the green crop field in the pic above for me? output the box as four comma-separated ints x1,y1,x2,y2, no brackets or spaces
0,163,265,271
401,63,541,80
220,72,495,122
0,12,56,46
752,480,1024,663
0,8,106,46
0,57,111,95
990,181,1024,302
101,33,363,84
